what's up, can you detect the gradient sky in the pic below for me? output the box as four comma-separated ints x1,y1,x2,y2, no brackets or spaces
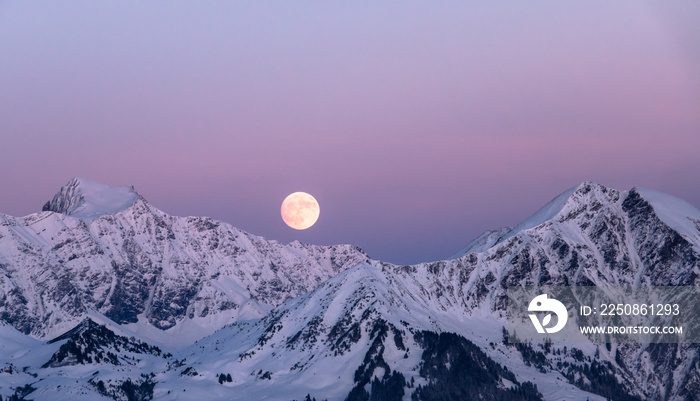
1,1,699,264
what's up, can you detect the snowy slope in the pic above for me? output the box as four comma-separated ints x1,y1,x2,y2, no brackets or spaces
169,261,606,401
449,227,512,259
636,187,700,250
176,182,698,401
0,178,368,342
1,180,699,401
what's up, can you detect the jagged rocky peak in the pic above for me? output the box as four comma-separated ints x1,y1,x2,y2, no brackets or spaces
451,181,700,259
509,181,700,237
451,181,619,258
42,177,140,219
509,181,618,232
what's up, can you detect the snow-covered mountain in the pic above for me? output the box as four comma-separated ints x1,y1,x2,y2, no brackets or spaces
0,178,368,343
1,180,699,401
169,181,699,401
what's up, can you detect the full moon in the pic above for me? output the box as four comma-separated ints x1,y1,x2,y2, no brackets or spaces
281,192,320,230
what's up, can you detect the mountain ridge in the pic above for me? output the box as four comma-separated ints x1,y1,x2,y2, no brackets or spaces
452,181,700,259
0,178,369,342
1,179,699,400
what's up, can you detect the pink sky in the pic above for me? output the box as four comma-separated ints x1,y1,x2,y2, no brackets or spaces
1,1,698,264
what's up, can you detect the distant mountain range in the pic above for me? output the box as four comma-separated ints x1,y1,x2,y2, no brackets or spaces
1,178,698,401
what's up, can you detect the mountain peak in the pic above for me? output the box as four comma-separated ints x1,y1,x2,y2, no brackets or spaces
42,177,140,219
507,181,617,232
451,181,621,258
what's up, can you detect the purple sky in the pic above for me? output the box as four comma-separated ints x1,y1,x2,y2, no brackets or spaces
1,1,699,264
